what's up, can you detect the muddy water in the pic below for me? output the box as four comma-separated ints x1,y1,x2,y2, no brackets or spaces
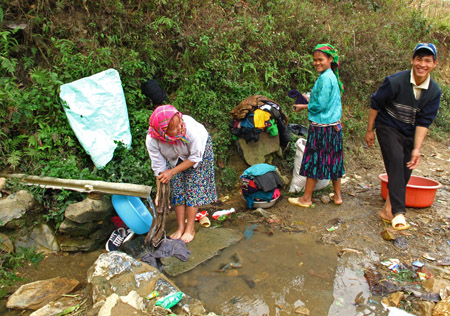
173,226,387,316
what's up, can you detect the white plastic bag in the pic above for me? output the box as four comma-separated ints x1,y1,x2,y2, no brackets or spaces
60,69,132,169
289,137,330,193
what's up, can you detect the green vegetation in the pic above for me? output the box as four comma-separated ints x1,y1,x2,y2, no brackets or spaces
0,246,44,298
0,0,449,209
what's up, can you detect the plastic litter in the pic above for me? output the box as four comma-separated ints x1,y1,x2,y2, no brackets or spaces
417,272,427,281
389,263,400,273
244,224,257,240
327,226,338,232
59,69,132,169
195,211,208,221
412,260,424,268
422,253,436,261
155,291,184,309
146,291,159,300
195,210,211,227
212,208,235,220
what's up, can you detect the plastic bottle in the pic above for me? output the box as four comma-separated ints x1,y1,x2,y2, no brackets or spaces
155,291,184,309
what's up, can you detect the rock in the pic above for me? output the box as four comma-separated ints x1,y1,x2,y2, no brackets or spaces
119,291,145,311
412,300,434,316
14,223,60,254
29,296,81,316
433,297,450,316
161,227,244,276
276,168,290,186
65,196,113,224
58,218,100,237
32,223,60,253
382,292,404,307
321,195,331,204
422,278,450,294
6,277,80,310
98,291,145,316
0,177,5,190
87,251,176,303
0,190,42,227
237,132,281,166
295,305,310,315
59,237,104,252
0,232,14,253
59,220,115,252
98,293,119,316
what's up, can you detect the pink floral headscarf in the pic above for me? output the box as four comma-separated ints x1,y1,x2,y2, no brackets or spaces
148,105,189,145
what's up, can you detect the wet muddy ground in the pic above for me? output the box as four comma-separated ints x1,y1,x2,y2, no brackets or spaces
2,139,450,315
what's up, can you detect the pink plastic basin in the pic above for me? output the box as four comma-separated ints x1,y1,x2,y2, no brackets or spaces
379,173,442,208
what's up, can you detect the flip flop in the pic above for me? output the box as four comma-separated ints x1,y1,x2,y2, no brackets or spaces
392,214,410,231
328,193,343,205
288,197,313,208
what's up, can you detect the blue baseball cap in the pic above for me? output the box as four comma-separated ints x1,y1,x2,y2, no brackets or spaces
413,43,437,59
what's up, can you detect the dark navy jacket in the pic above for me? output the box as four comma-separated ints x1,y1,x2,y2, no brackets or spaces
370,70,441,136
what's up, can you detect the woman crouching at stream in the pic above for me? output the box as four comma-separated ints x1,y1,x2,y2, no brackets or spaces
146,105,217,243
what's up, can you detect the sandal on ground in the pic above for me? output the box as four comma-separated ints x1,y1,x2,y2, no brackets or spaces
288,197,313,208
392,214,410,231
328,193,343,205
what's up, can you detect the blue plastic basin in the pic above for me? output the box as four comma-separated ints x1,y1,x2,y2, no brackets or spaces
111,195,153,234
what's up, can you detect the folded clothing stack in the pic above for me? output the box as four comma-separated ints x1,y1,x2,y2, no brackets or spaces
241,163,283,208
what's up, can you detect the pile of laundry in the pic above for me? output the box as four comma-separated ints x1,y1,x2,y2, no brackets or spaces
241,163,283,208
229,95,290,149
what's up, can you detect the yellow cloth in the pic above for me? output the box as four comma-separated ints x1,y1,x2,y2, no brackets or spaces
254,109,271,129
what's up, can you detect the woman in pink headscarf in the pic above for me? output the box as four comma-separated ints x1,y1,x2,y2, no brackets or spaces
146,105,217,243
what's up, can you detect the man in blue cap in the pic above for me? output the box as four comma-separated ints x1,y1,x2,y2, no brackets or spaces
365,43,441,230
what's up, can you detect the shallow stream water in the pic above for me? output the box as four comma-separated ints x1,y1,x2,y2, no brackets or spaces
173,224,388,316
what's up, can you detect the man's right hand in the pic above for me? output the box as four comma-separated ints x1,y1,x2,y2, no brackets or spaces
365,130,375,147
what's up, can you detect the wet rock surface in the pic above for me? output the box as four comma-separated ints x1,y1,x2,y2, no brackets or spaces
161,227,244,276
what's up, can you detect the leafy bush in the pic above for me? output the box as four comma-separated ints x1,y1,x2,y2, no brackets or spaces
0,0,449,199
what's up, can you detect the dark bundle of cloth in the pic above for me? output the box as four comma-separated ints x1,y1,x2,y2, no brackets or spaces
229,95,290,149
141,79,167,106
288,89,309,104
241,163,282,208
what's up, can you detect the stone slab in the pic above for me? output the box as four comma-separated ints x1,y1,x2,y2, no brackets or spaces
161,227,243,276
237,132,281,166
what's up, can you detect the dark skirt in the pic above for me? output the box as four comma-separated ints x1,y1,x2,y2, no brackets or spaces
299,125,344,180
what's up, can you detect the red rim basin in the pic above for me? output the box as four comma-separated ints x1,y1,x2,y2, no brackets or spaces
378,173,442,208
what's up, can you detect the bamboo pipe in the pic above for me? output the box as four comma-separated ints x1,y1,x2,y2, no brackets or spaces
0,173,152,198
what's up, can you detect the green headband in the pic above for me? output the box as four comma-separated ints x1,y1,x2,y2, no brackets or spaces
314,43,344,93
